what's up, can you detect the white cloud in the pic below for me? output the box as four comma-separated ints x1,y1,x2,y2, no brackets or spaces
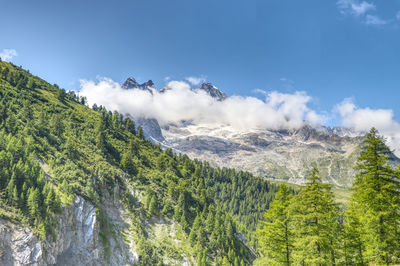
396,11,400,20
80,78,400,155
336,98,400,155
351,1,375,16
335,98,356,117
252,88,268,95
337,0,375,16
337,1,392,27
280,77,294,83
185,76,206,86
0,49,18,62
79,78,325,131
365,14,387,25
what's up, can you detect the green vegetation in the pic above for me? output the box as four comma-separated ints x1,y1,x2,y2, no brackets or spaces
4,60,397,264
0,61,284,264
257,128,400,265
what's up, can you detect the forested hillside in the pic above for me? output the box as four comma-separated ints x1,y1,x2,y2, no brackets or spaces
0,60,282,265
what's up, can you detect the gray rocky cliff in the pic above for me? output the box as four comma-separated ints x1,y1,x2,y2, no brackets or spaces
121,77,155,94
133,116,165,143
196,82,227,101
0,192,138,266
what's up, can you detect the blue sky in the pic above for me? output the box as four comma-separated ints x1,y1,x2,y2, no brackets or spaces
1,0,400,124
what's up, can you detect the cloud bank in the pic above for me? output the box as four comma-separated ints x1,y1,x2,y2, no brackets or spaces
79,78,325,131
0,49,18,62
80,78,400,154
336,98,400,154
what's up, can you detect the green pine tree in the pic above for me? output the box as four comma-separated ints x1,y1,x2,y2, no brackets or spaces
346,128,400,264
290,168,340,265
148,195,159,216
256,184,293,265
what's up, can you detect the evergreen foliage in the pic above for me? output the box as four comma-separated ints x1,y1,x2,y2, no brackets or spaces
257,184,293,265
345,128,400,264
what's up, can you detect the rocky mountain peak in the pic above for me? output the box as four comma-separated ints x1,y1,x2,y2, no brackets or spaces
142,80,155,88
197,82,227,101
121,77,140,89
121,77,155,94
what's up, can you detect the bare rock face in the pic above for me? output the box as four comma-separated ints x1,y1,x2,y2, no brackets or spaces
0,194,138,266
122,77,155,94
133,116,165,143
0,223,42,265
160,123,368,187
196,82,227,101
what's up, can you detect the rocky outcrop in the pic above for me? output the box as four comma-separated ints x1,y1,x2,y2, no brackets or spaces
196,82,227,101
0,194,138,266
134,116,165,143
121,77,155,94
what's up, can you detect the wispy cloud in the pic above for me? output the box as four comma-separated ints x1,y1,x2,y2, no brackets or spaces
252,88,268,95
396,11,400,20
280,77,294,84
365,14,388,25
0,49,18,62
336,0,392,26
185,76,206,86
337,0,375,16
280,77,295,89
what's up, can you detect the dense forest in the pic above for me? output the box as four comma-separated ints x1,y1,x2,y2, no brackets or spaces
256,128,400,265
0,60,284,264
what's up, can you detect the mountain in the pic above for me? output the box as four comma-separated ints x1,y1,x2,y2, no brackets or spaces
160,123,364,187
121,77,155,94
197,82,227,101
121,77,165,142
0,62,281,265
133,117,165,142
119,80,369,188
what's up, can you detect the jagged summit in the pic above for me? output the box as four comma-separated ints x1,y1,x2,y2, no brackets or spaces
121,77,155,94
197,82,227,101
121,77,140,89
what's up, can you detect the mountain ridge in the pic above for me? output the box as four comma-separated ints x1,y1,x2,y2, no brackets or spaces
122,77,227,101
118,76,369,187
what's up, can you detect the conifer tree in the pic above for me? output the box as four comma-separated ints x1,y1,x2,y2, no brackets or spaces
257,184,293,265
96,130,106,152
347,128,400,264
27,188,41,219
137,125,144,139
343,201,365,265
120,152,136,176
290,168,340,265
124,118,136,135
148,195,159,216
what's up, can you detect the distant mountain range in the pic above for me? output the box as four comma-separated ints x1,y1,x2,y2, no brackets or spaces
120,77,375,188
